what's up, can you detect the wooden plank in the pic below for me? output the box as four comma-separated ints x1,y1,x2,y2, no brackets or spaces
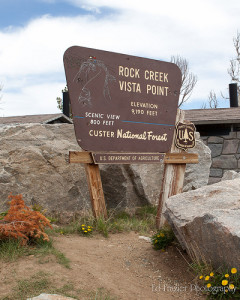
69,151,93,164
69,151,198,164
92,153,165,164
85,163,107,219
156,109,186,229
164,153,198,164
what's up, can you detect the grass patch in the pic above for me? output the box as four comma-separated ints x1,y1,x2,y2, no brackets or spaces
93,288,118,300
0,239,27,261
2,271,50,300
1,272,118,300
28,237,70,268
0,237,70,268
1,272,78,300
53,205,157,238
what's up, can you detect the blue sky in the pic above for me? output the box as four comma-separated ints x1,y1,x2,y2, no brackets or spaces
0,0,114,28
0,0,239,116
0,0,79,28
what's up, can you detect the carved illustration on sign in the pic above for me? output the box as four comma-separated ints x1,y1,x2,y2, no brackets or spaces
73,56,116,106
175,121,196,151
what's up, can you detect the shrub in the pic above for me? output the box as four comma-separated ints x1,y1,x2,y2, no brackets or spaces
78,223,93,236
0,194,52,245
198,267,240,299
151,227,175,250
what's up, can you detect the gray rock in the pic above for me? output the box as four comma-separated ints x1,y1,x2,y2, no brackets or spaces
222,139,239,154
221,170,240,181
209,168,223,178
0,124,211,214
100,164,149,209
208,144,223,158
129,163,164,206
0,124,90,214
28,294,75,300
208,177,221,185
224,131,237,139
164,178,240,270
182,132,211,192
208,136,223,144
212,155,237,169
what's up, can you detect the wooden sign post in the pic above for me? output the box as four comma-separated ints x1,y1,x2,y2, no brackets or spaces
156,109,185,228
64,46,198,223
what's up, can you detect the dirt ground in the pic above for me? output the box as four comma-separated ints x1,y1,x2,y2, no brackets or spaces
0,232,206,300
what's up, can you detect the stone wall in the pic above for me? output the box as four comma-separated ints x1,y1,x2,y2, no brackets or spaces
201,132,240,184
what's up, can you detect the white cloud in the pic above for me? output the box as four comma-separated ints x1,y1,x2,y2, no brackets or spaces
0,0,239,115
1,82,63,117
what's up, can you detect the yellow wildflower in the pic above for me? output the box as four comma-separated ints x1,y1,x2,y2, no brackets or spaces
207,283,211,288
225,274,229,278
222,280,228,286
205,276,210,281
210,272,214,277
199,275,203,279
84,230,87,233
231,268,237,274
160,233,165,237
229,284,235,290
225,289,228,293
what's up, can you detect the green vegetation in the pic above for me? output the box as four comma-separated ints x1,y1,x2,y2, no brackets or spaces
151,226,175,250
189,256,240,299
1,271,118,300
2,271,51,300
54,205,157,238
0,238,26,261
31,237,70,268
195,267,240,299
0,237,70,268
94,288,118,300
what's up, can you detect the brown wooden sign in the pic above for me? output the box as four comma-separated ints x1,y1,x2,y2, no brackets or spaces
92,153,165,164
175,121,196,150
64,46,181,153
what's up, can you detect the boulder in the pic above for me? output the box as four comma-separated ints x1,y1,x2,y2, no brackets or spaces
164,178,240,270
221,170,240,181
100,164,150,209
27,294,75,300
0,124,90,216
0,124,211,215
182,132,211,192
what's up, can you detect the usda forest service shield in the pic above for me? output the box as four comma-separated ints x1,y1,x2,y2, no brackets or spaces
175,122,196,151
